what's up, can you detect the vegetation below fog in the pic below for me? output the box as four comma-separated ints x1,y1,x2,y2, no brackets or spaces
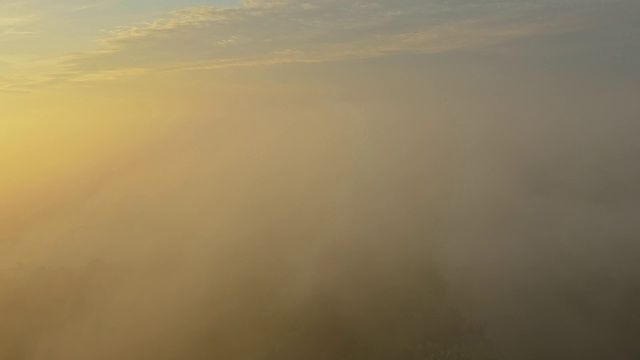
0,259,498,360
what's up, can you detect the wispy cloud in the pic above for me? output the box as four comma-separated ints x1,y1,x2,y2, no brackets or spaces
62,1,588,73
0,0,619,91
0,14,38,39
65,0,120,14
0,16,35,27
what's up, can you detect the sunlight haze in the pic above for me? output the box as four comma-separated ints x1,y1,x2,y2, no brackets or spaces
1,1,639,359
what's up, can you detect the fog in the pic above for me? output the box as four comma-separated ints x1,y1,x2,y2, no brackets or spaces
1,57,639,359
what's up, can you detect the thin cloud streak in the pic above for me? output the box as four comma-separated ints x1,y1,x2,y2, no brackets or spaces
0,14,38,40
0,0,599,91
63,0,587,72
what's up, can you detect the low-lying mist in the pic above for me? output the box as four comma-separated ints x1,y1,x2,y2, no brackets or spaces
1,59,639,359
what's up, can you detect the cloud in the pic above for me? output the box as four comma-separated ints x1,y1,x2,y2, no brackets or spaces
0,16,35,27
0,0,625,91
60,0,588,75
0,15,38,39
66,1,118,13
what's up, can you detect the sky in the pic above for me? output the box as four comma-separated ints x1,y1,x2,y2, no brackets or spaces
1,1,640,359
1,0,637,89
1,0,638,217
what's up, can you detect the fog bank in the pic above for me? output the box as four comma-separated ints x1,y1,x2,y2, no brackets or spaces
1,58,639,359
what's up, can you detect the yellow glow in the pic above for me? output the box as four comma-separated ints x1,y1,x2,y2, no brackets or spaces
0,87,176,208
